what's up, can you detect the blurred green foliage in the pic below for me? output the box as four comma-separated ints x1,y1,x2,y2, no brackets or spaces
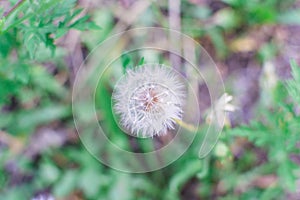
226,61,300,198
0,0,300,200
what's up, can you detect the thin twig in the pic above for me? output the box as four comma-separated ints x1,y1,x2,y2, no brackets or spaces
3,0,27,18
168,0,182,71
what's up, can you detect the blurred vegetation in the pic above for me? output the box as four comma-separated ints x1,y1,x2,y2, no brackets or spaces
1,0,300,199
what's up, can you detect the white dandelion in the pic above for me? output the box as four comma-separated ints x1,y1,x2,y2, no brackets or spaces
112,64,186,137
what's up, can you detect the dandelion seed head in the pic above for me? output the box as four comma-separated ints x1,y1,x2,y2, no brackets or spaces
112,64,185,137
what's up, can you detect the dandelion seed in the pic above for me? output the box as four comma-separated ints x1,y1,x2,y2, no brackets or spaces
112,64,186,137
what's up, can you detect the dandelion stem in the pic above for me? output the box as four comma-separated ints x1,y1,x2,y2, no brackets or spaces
174,118,198,132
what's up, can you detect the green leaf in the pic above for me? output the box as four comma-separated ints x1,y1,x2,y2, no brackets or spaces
278,161,297,191
78,168,103,198
13,64,30,84
39,160,61,184
207,28,227,59
70,15,101,31
0,79,21,104
169,159,203,193
214,8,241,30
248,5,276,24
3,0,101,58
287,60,300,105
55,28,68,38
24,31,40,59
121,54,133,72
30,66,68,98
0,17,5,33
277,9,300,25
53,170,79,197
138,57,145,65
14,104,71,133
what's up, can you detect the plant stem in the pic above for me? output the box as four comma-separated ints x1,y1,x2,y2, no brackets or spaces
174,118,198,132
3,0,27,18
